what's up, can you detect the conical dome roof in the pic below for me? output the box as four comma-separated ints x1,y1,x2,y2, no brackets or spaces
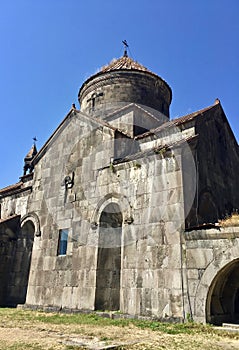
23,143,38,176
101,55,152,74
24,144,37,161
79,55,172,119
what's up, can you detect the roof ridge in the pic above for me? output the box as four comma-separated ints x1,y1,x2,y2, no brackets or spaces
33,108,133,166
92,114,132,138
0,182,23,194
105,102,162,123
135,103,219,140
172,103,218,124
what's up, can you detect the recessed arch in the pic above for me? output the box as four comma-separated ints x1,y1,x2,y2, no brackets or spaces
8,218,35,305
91,192,132,225
206,259,239,325
95,202,123,311
21,212,41,237
194,244,239,324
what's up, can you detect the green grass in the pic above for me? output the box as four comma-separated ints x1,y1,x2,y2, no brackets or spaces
0,308,238,350
0,307,216,335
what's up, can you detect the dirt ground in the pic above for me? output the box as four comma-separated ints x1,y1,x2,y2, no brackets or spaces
1,310,239,350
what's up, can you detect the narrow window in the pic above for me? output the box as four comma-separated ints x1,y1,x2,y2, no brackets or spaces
57,229,69,255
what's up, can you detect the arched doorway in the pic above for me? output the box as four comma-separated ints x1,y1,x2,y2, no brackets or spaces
95,203,122,311
9,220,35,305
206,259,239,325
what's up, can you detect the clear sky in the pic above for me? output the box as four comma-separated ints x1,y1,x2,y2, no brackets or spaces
0,0,239,189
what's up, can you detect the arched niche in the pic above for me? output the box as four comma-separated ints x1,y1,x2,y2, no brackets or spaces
91,193,132,226
206,259,239,325
95,202,123,311
8,217,36,306
21,212,41,237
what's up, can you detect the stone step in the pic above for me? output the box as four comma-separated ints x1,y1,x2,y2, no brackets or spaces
222,323,239,329
216,327,239,333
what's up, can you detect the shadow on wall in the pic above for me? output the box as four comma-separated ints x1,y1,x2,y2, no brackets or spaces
0,220,35,307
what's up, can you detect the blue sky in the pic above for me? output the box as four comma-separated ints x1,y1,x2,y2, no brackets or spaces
0,0,239,188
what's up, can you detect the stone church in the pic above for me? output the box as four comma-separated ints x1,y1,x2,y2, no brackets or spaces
1,50,239,325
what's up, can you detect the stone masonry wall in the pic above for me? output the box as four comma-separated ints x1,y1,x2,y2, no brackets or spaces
79,71,171,119
184,226,239,324
26,110,185,319
195,106,239,225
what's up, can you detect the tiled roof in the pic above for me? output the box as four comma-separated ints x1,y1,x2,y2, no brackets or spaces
101,56,152,74
79,55,172,102
171,104,218,126
0,214,20,224
0,182,23,195
25,144,37,160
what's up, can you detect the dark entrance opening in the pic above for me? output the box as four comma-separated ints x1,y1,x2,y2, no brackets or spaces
8,220,35,306
95,203,122,311
234,289,239,315
206,259,239,325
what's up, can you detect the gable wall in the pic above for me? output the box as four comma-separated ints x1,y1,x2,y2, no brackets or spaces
25,115,186,318
195,107,239,225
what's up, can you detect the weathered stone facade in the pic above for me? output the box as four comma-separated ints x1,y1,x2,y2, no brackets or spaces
185,225,239,325
79,55,172,119
0,54,239,325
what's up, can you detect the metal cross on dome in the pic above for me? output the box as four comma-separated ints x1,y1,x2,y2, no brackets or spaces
122,40,129,57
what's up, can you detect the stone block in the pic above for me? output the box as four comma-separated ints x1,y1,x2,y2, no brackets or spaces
187,278,200,296
77,287,95,310
82,269,95,288
141,269,154,288
121,287,141,315
52,286,64,307
186,249,213,269
164,269,182,290
42,256,55,271
187,269,199,280
167,244,181,269
169,291,183,317
61,287,73,308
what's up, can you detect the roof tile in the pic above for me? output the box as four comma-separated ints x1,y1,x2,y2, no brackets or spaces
101,56,152,74
0,182,23,195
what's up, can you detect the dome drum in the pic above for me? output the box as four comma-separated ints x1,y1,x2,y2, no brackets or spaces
79,64,172,119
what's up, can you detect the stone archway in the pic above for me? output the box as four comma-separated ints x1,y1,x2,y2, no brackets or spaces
19,220,35,303
95,202,123,311
21,212,41,237
8,219,35,305
206,259,239,325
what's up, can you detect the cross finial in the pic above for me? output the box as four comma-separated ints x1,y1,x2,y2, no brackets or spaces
122,40,129,57
33,137,37,144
